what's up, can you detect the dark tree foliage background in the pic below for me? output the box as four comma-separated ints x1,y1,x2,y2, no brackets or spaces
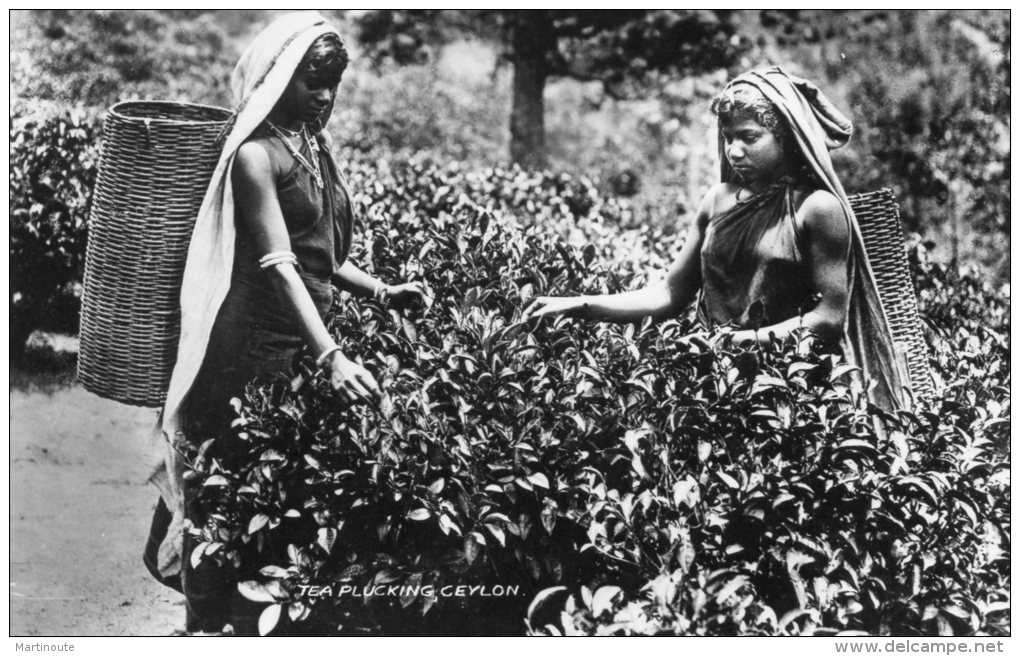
752,10,1010,274
356,10,747,168
11,10,1009,276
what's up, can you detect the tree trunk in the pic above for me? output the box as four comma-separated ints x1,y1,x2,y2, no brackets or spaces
510,11,554,168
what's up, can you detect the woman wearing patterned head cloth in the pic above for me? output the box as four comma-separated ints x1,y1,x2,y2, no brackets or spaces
143,12,423,634
524,66,911,411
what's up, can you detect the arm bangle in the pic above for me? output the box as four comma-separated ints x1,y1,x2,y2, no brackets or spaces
316,345,342,368
260,257,297,270
259,251,297,270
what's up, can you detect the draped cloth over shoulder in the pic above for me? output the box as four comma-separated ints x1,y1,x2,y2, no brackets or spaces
146,12,342,581
717,66,911,411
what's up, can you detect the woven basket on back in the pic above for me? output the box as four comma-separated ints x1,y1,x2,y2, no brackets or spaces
78,101,233,407
847,188,934,403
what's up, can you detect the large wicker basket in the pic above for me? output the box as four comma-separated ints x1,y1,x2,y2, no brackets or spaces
847,188,934,403
78,101,233,407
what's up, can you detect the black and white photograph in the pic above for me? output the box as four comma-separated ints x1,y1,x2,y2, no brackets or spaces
8,8,1011,646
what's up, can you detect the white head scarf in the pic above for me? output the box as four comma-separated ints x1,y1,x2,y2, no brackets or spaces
149,11,341,579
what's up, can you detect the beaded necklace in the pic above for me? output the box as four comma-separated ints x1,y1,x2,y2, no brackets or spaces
266,121,324,189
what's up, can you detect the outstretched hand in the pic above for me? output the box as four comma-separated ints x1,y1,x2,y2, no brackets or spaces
324,350,382,405
521,296,587,322
380,282,427,308
678,329,736,351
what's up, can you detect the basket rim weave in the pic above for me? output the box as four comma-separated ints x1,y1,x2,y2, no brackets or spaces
108,100,234,125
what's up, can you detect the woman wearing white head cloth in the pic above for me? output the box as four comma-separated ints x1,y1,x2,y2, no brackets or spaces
143,12,423,634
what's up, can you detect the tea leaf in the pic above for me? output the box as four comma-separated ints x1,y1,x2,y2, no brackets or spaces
258,603,282,636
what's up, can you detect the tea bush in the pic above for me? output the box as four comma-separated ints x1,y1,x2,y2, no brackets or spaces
184,157,1009,636
9,110,99,358
7,112,1008,636
522,246,1010,637
9,14,1008,634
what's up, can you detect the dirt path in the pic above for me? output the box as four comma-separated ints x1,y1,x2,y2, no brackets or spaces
10,380,183,636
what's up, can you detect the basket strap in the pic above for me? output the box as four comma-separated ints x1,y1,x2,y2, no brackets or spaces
214,114,236,149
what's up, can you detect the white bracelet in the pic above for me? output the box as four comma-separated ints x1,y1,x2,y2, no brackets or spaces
259,250,294,263
259,251,297,270
374,285,389,302
315,345,342,368
260,257,297,270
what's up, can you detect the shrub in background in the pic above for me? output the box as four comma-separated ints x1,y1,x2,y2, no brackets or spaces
9,111,99,359
11,10,243,111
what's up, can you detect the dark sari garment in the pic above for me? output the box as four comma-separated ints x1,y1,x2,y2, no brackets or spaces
145,131,354,634
698,178,817,331
185,131,353,444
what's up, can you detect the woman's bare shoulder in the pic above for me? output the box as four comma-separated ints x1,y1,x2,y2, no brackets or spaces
236,138,269,160
798,189,849,242
700,182,742,221
800,187,841,209
235,136,286,181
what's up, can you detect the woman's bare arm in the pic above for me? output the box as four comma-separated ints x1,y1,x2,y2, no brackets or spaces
231,141,380,402
523,186,718,323
335,260,425,307
334,261,378,297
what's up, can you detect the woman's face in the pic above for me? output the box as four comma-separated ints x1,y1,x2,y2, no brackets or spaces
720,116,787,186
275,73,338,126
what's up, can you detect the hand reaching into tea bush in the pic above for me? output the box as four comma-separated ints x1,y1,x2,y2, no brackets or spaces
528,245,1009,637
182,155,1008,636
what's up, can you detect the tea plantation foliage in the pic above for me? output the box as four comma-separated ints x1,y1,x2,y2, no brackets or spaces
9,111,98,356
10,113,1010,636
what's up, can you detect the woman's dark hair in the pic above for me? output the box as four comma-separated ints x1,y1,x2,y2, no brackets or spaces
298,33,349,88
711,83,794,153
712,82,818,184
